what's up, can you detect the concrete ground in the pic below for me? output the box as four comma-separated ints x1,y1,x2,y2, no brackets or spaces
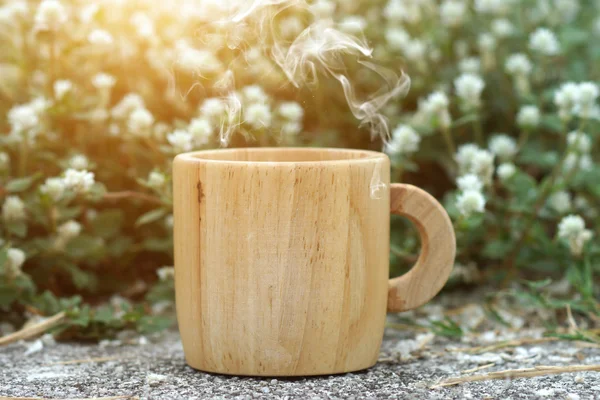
1,327,599,399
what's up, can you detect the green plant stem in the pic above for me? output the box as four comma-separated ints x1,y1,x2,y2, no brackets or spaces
18,138,28,177
441,124,456,158
517,128,531,150
502,134,577,284
473,115,485,146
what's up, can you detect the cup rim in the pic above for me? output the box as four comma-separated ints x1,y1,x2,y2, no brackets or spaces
174,147,387,165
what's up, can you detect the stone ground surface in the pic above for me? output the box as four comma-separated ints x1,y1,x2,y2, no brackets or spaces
1,327,599,399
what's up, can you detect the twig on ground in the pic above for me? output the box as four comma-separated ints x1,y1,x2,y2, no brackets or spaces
566,304,578,333
0,312,66,346
448,337,557,354
460,363,495,374
44,356,131,366
431,364,600,388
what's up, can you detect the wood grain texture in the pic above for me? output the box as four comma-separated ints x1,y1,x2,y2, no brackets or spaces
174,148,390,376
173,148,455,376
387,183,456,313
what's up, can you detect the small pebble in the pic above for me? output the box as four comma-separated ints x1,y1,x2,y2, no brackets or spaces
270,379,278,384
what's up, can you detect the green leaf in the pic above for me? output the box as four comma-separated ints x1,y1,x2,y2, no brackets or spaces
142,237,172,253
86,182,107,202
135,208,167,227
522,278,552,290
5,176,36,192
138,315,174,334
62,263,98,290
482,239,513,260
5,221,27,237
65,236,104,260
68,305,92,327
91,210,124,238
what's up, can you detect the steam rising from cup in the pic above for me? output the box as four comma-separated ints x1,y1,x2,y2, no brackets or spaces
175,0,411,147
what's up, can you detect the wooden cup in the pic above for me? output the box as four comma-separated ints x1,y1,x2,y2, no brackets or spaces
173,148,455,376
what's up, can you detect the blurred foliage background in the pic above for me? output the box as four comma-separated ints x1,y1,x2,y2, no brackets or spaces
1,0,599,341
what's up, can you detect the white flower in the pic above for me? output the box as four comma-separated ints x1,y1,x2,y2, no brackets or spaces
53,80,72,100
309,0,335,19
456,190,486,216
63,168,95,194
130,12,155,39
488,134,517,160
478,33,497,52
278,102,304,121
281,122,302,136
497,163,516,181
177,46,222,75
567,131,592,153
577,82,599,118
57,220,82,239
457,174,483,192
384,0,422,23
6,248,25,276
167,130,193,152
34,0,67,31
0,152,9,171
387,125,421,155
555,0,580,23
421,91,449,115
563,153,593,173
491,18,514,38
458,57,481,74
456,144,480,170
69,155,89,170
188,118,213,146
40,177,66,201
148,172,166,189
505,53,532,76
440,0,467,27
127,108,154,136
8,103,39,133
244,103,272,129
385,28,410,50
516,105,541,129
339,16,366,34
112,93,145,120
92,73,116,89
529,28,560,55
88,29,113,45
454,73,485,108
547,191,572,214
2,196,25,221
157,266,175,281
474,0,508,15
241,85,269,104
554,82,579,119
200,98,226,120
557,214,593,256
558,214,585,238
404,39,427,62
471,149,495,183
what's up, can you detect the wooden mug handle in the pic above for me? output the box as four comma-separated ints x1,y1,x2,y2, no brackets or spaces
387,184,456,313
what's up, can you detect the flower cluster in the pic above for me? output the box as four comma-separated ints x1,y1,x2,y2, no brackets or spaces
0,0,598,333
